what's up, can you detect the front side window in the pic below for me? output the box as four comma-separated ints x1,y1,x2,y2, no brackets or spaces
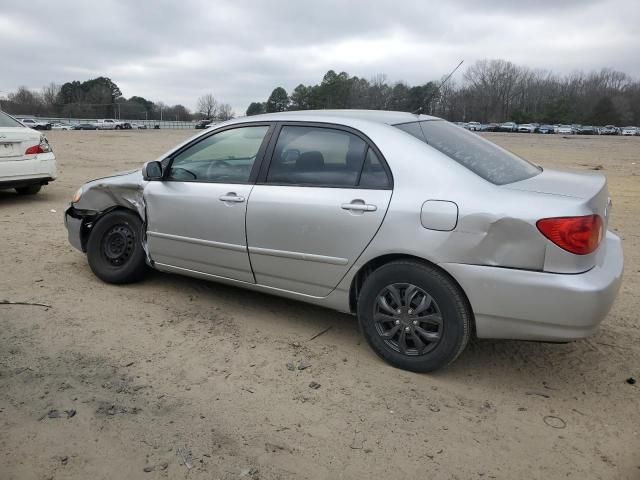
395,120,540,185
267,126,368,187
0,112,23,127
168,126,269,183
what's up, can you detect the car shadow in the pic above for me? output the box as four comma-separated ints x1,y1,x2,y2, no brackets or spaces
136,269,623,387
0,189,55,205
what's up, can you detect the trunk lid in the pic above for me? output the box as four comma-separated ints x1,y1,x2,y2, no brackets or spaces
0,127,41,160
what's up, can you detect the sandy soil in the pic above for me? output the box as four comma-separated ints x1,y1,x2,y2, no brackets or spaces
1,130,639,479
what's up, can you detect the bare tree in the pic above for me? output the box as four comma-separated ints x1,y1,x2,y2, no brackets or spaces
217,103,235,121
42,82,60,108
197,93,217,119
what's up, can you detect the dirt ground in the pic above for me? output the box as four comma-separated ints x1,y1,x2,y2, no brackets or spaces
1,129,638,480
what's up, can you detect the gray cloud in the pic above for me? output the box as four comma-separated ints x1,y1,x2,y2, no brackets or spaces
0,0,638,113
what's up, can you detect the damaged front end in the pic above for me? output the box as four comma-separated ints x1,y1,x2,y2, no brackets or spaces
64,169,147,255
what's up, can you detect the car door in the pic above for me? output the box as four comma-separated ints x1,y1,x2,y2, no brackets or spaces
144,124,272,282
246,123,393,297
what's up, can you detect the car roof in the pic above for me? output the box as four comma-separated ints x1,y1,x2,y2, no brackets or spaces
236,109,439,126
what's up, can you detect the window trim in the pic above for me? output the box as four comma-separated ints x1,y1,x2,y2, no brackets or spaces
161,122,276,185
256,121,393,190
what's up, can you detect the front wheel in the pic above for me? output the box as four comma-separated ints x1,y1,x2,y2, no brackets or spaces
357,261,471,372
86,210,148,284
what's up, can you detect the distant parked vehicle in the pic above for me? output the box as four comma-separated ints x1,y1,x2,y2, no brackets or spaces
621,126,638,136
18,118,52,131
465,121,481,131
517,124,537,133
483,123,500,132
95,119,127,130
537,125,555,134
556,125,575,135
73,123,98,130
578,126,597,135
51,122,73,131
195,119,213,129
600,125,619,135
498,122,517,132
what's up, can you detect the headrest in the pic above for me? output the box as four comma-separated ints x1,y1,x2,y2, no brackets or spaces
296,151,324,170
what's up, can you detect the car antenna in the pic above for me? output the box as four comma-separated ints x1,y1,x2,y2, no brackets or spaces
412,60,464,115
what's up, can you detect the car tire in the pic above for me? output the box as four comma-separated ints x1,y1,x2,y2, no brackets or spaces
86,210,148,284
15,184,42,195
357,260,471,372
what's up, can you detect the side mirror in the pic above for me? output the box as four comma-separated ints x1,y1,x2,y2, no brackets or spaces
143,161,163,181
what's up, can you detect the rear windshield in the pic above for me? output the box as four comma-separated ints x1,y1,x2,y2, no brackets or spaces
0,111,23,127
395,120,541,185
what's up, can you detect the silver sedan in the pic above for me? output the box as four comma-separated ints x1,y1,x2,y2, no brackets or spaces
64,110,623,372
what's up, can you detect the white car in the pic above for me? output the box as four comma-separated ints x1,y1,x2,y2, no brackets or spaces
51,122,73,130
19,118,52,131
556,125,574,135
465,121,481,131
517,123,537,133
621,126,638,136
95,119,127,130
0,111,57,195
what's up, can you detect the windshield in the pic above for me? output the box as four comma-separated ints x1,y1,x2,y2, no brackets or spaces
395,120,541,185
0,111,23,127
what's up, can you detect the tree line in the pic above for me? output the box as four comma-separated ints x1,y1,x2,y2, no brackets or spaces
247,59,640,125
0,77,235,122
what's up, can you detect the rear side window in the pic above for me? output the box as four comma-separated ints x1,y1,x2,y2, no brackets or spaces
267,126,368,187
395,120,540,185
360,149,391,189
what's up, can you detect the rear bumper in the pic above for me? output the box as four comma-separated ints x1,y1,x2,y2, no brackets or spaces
0,154,57,188
442,231,624,341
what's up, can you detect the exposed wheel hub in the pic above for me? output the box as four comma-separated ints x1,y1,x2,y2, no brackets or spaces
374,283,443,356
102,224,134,266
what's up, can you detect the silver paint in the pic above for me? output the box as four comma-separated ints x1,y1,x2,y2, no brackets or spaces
65,110,624,342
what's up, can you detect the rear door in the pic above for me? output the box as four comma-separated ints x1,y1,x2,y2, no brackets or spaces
145,123,273,282
246,123,393,296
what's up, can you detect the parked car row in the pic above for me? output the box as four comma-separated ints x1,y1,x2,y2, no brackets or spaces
455,121,640,136
16,118,151,131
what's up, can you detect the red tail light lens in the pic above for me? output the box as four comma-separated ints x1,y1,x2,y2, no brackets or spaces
536,214,603,255
25,145,44,155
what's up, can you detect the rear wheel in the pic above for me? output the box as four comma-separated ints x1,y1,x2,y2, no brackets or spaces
86,210,148,284
357,260,471,372
15,184,41,195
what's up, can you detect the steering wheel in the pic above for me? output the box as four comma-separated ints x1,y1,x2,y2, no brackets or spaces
169,167,196,180
212,159,231,167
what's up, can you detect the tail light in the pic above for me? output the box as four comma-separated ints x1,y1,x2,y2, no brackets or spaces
536,214,603,255
25,135,52,155
25,145,45,154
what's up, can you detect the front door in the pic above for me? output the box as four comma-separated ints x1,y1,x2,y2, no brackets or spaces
246,124,393,296
145,124,272,282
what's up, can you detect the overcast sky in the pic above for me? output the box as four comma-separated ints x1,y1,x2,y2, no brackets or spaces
1,0,638,113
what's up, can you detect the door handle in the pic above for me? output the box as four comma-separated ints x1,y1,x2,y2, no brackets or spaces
219,193,245,203
341,201,377,212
